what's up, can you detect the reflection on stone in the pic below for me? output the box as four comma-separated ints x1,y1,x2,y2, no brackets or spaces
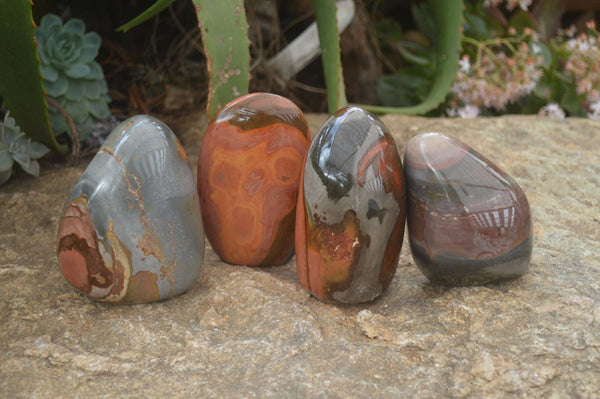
57,115,204,303
197,93,310,266
404,132,533,286
296,107,406,304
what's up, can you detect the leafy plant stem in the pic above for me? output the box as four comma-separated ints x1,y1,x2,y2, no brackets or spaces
313,0,348,113
117,0,177,32
46,98,79,160
358,0,463,115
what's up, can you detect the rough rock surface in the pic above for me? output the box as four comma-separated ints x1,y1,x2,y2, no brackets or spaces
1,114,598,398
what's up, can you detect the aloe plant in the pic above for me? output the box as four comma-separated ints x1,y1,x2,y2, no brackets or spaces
118,0,250,118
314,0,463,115
120,0,462,117
0,0,66,154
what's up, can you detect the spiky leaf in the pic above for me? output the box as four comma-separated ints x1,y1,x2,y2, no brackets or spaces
193,0,250,117
0,0,65,153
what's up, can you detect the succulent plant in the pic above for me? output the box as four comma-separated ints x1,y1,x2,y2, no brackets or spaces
0,112,50,185
35,14,111,143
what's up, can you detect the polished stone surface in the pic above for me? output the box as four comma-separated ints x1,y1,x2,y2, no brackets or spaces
56,115,204,303
404,132,533,286
1,114,599,398
198,93,310,266
296,107,406,304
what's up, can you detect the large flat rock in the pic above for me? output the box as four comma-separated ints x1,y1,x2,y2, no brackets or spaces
1,114,598,398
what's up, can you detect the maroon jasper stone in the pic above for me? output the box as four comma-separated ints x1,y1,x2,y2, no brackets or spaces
404,133,533,286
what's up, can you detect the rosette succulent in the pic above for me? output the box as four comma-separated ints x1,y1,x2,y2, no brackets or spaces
0,112,50,186
35,14,111,142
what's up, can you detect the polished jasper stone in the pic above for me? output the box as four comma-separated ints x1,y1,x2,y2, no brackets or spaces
404,132,533,286
296,107,406,304
57,115,205,303
198,93,310,266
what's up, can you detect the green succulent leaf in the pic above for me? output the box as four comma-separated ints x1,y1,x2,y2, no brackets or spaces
88,99,111,119
65,64,91,79
64,99,90,122
44,74,69,97
66,79,85,101
36,13,112,141
48,111,69,135
85,62,104,80
40,14,62,30
12,152,30,170
0,169,11,185
3,115,17,131
40,64,59,82
19,158,40,177
63,18,86,35
84,80,104,99
80,35,101,63
2,126,18,145
83,32,101,51
0,149,13,171
27,141,50,159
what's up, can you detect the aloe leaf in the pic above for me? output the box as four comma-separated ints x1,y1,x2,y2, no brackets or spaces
313,0,348,114
359,0,463,115
192,0,250,117
116,0,177,32
0,0,66,153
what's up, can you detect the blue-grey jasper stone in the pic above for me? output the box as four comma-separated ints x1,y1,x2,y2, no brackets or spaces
57,115,204,303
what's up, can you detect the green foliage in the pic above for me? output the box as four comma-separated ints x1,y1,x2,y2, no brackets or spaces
366,0,600,118
36,14,111,142
0,0,65,154
0,112,50,186
362,0,463,114
117,0,177,32
313,0,348,114
119,0,250,118
192,0,250,117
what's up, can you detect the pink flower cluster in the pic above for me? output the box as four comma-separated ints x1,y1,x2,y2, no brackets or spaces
483,0,532,11
563,22,600,119
447,39,544,118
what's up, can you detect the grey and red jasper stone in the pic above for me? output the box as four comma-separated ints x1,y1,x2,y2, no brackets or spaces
295,107,406,304
403,132,533,286
56,115,205,303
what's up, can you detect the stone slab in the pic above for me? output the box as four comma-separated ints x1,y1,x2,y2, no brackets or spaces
1,114,599,398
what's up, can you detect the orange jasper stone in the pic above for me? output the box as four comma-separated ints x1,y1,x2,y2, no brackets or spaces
197,93,310,266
